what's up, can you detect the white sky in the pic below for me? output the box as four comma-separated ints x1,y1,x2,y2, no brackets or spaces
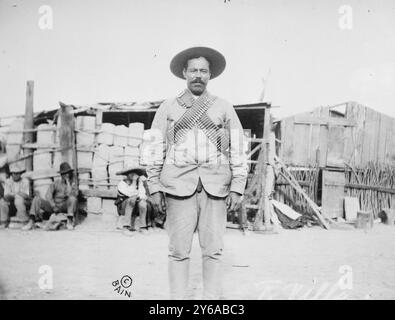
1,0,395,119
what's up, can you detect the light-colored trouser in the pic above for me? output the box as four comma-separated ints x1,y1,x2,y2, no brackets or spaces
0,195,29,223
166,189,227,300
120,196,148,229
29,195,77,219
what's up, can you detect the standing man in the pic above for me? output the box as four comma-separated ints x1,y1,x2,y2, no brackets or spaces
147,46,248,299
24,162,78,230
0,162,31,228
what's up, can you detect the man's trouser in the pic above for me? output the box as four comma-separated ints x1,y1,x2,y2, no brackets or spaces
118,196,148,229
0,195,30,224
29,195,77,219
166,188,227,300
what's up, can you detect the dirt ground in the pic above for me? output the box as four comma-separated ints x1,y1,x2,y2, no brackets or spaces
1,216,395,300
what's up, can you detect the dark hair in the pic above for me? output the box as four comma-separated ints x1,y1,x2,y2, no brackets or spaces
183,56,211,71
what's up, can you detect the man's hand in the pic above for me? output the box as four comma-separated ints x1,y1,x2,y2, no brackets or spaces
226,191,242,212
150,192,167,214
17,192,30,200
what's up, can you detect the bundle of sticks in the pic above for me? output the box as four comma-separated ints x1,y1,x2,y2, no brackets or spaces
345,162,395,217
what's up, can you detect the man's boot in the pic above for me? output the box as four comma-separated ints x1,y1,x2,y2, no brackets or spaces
116,215,124,230
0,221,8,229
22,218,35,231
67,217,74,230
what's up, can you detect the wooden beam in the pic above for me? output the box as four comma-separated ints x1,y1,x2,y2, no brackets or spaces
22,143,59,149
23,81,34,172
253,107,273,231
275,155,330,229
345,183,395,194
58,103,78,188
7,127,56,134
81,189,117,199
293,116,356,127
263,112,273,231
246,144,261,159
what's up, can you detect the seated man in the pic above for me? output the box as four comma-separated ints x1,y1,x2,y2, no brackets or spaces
0,162,31,228
24,162,78,231
115,166,152,235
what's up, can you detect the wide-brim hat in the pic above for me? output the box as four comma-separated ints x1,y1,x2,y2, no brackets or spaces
170,46,226,80
116,166,147,176
9,161,26,174
58,162,74,174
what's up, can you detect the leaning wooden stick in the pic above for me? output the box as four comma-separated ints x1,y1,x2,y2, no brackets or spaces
274,155,330,229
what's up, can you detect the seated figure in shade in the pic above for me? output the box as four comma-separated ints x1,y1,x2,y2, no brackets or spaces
115,166,153,235
0,161,31,228
24,162,78,231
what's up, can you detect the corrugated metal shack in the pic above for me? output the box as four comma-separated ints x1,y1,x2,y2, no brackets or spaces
274,101,395,219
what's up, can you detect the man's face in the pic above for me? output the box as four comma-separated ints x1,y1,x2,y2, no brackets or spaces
183,57,211,96
127,172,138,182
11,172,21,182
61,173,71,181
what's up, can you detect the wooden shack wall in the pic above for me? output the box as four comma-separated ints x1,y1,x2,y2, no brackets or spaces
278,102,395,168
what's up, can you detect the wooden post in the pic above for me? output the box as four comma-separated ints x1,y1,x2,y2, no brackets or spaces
95,109,103,133
253,107,274,232
263,110,273,231
23,81,34,172
58,102,78,186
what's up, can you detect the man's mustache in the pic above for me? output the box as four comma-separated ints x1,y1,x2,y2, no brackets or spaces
191,79,205,84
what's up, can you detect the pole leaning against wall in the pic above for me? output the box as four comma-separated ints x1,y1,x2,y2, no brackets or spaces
23,80,34,172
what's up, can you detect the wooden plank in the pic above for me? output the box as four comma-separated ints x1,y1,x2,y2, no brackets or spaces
361,108,375,165
344,197,360,221
343,126,355,165
6,118,24,162
81,189,117,199
345,183,395,194
95,109,103,129
293,116,356,127
254,108,272,231
376,114,385,163
292,123,311,166
355,105,365,167
390,119,395,165
24,81,34,172
318,123,328,167
347,102,365,167
22,143,59,149
378,114,392,164
321,170,345,218
279,120,285,160
327,125,345,167
372,110,381,162
6,127,56,134
246,144,261,159
309,123,321,165
23,169,59,180
58,103,75,168
281,116,295,165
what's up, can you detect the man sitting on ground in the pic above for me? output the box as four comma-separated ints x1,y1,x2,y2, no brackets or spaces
0,162,31,229
24,162,78,231
115,166,153,235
